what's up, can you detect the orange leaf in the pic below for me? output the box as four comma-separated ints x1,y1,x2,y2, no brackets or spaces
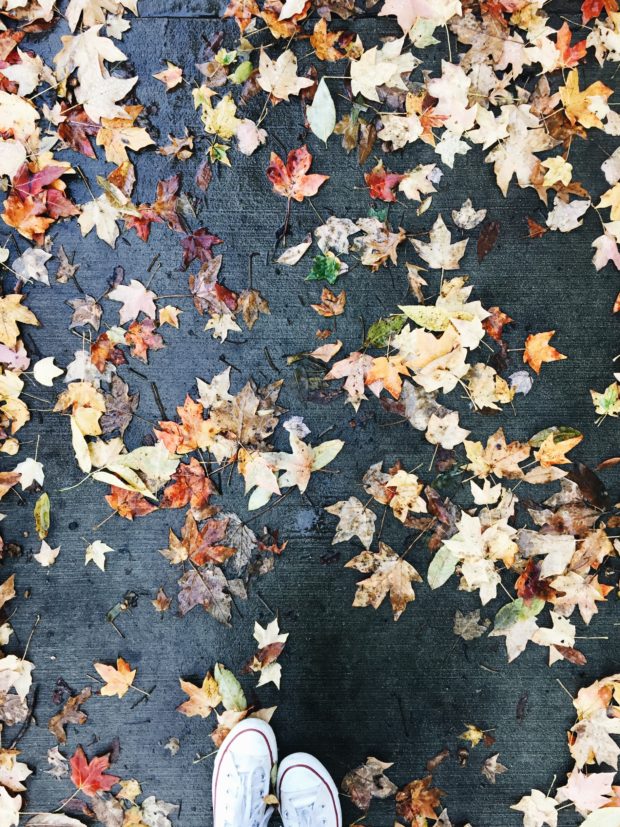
70,746,120,797
582,0,618,24
555,22,587,68
105,486,158,520
94,657,137,699
266,146,329,202
155,396,212,454
365,356,410,399
364,160,404,202
396,775,445,823
160,457,216,519
523,330,567,374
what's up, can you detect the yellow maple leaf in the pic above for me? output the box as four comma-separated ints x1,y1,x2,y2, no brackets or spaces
560,69,612,129
94,656,137,698
523,330,567,374
177,672,222,718
534,433,583,467
96,105,154,165
0,294,39,349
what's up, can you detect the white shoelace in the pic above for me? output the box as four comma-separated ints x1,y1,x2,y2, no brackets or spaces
285,790,325,827
223,764,273,827
294,805,315,827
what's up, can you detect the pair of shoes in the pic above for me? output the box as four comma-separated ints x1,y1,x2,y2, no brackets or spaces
212,719,342,827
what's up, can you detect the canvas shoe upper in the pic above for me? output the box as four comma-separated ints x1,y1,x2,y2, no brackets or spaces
277,752,342,827
212,718,278,827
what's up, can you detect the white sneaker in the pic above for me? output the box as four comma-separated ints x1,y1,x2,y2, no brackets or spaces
212,718,278,827
277,753,342,827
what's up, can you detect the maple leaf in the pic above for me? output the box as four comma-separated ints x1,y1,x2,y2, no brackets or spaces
485,105,559,196
534,433,582,467
464,428,530,479
108,279,156,324
411,214,468,270
345,542,422,620
54,27,138,123
555,22,587,68
0,575,15,610
396,775,444,823
582,0,618,24
364,160,404,202
153,61,183,90
0,788,20,827
238,288,270,330
125,318,164,363
257,49,313,101
556,767,615,816
223,0,259,31
260,433,343,499
341,756,397,811
511,789,558,827
523,331,567,374
177,672,222,717
181,228,223,269
69,746,120,797
156,396,211,454
34,540,60,567
177,567,231,625
453,608,490,640
101,376,138,436
96,106,153,166
353,217,406,270
550,572,612,624
310,18,344,61
48,687,91,743
560,69,613,129
94,657,136,698
83,540,114,571
160,457,215,519
350,36,416,102
266,146,329,202
325,496,376,547
163,511,235,566
310,287,346,317
90,332,126,373
0,295,39,349
481,753,508,783
105,487,157,520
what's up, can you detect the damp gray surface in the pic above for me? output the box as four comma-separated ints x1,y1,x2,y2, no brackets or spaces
2,3,620,826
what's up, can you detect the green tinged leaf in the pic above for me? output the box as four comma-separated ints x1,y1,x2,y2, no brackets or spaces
427,544,460,590
528,425,583,447
306,253,342,285
363,314,406,348
214,663,247,711
493,598,544,631
230,61,253,84
34,492,50,539
399,304,451,331
368,206,388,221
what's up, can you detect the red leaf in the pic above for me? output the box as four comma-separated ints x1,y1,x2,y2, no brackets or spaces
57,106,98,159
266,146,329,202
105,486,158,520
526,217,548,238
477,220,500,262
69,746,120,797
181,227,223,269
124,318,165,363
160,456,216,519
364,161,404,203
195,158,213,192
555,22,587,68
582,0,618,23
